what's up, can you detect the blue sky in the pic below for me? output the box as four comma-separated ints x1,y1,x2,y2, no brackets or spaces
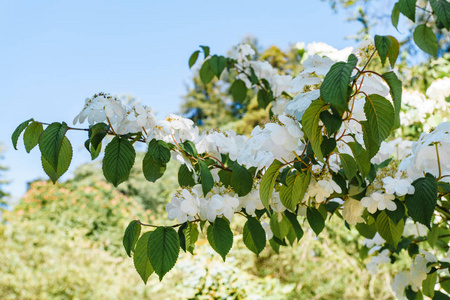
0,1,404,199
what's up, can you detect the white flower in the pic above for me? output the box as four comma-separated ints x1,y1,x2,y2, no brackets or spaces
73,94,125,127
285,90,320,121
382,176,414,196
230,43,255,64
342,198,364,225
361,191,396,213
239,188,264,216
426,77,450,104
403,219,428,237
392,271,409,300
166,196,186,223
409,250,437,291
366,249,390,274
220,194,240,221
363,233,386,249
307,176,342,204
261,220,273,240
357,73,390,98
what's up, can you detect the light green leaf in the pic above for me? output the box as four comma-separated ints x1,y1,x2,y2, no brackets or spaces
280,172,310,212
182,140,198,158
184,223,199,255
123,220,141,257
320,54,357,112
422,271,437,298
413,24,438,57
382,72,402,129
430,0,450,30
178,164,196,187
39,122,68,171
200,59,215,85
230,163,253,197
24,121,43,153
307,207,325,236
405,173,437,228
391,3,400,30
347,141,371,178
199,160,214,196
302,98,328,162
41,137,72,183
270,213,291,240
207,218,233,261
375,211,404,248
387,36,400,68
364,94,395,143
133,232,154,284
339,153,358,180
12,118,33,150
398,0,417,22
230,79,247,103
103,136,136,187
243,217,266,256
148,226,180,281
209,55,226,78
260,160,284,210
188,50,200,68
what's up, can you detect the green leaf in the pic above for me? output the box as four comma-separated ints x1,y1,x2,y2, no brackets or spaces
182,140,198,158
392,3,400,30
339,153,358,180
320,110,342,136
103,136,136,187
280,172,310,211
433,291,450,300
398,0,417,22
89,123,109,151
356,222,376,239
200,45,210,58
257,89,273,109
284,210,304,241
39,122,68,171
302,99,328,162
430,0,450,30
347,141,371,178
422,271,437,298
375,211,404,248
364,94,395,143
188,50,200,68
178,164,195,187
207,218,233,261
361,120,380,159
148,227,180,281
243,216,266,256
427,224,440,248
387,36,400,68
386,199,406,224
270,213,291,240
307,207,325,236
209,55,226,78
123,220,141,257
321,136,336,158
413,24,438,57
133,232,154,284
200,59,215,85
320,54,358,112
260,160,284,210
148,139,171,164
23,121,43,153
230,79,247,103
382,72,402,128
12,118,33,150
41,137,72,183
199,160,214,196
375,35,392,66
405,173,438,228
184,223,199,255
230,163,253,197
143,156,166,183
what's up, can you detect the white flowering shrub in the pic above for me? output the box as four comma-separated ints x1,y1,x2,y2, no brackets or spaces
12,31,450,298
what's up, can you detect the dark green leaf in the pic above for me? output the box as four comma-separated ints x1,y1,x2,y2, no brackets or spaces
143,153,166,183
320,54,358,112
24,121,43,153
413,24,438,57
320,110,342,136
257,89,273,109
123,220,141,257
230,79,247,103
260,160,284,210
382,72,402,129
182,140,198,158
430,0,450,30
178,164,196,187
12,118,33,150
387,36,400,68
41,137,72,183
243,216,266,256
361,120,380,158
133,232,154,284
405,173,437,228
347,141,371,178
89,123,110,151
364,94,395,143
207,218,233,261
230,163,253,197
188,50,200,68
433,291,450,300
284,210,304,241
375,211,404,248
200,59,215,85
39,122,68,171
386,199,405,224
375,35,392,66
279,172,310,212
199,160,214,196
321,136,336,158
398,0,417,22
356,222,376,239
184,223,199,255
148,227,180,281
209,55,226,78
148,139,171,164
200,45,210,58
339,153,358,180
103,136,136,187
307,207,325,236
392,3,400,30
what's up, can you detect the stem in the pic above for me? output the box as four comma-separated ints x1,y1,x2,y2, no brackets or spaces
106,117,116,135
435,143,442,180
361,50,376,73
36,121,89,132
